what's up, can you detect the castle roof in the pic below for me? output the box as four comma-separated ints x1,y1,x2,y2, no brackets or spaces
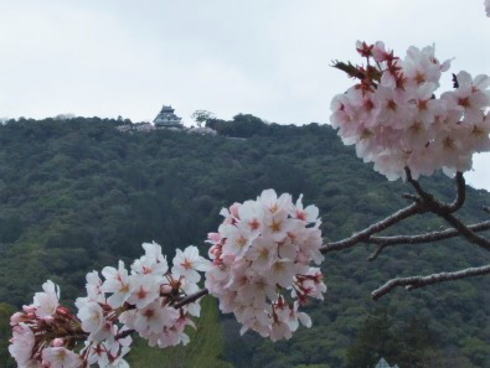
153,105,183,127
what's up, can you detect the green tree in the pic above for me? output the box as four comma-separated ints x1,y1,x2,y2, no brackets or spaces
191,110,216,127
346,308,401,368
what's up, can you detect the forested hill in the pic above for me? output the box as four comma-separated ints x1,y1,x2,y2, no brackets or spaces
0,115,489,367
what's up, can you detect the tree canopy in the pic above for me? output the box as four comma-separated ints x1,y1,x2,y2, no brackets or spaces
0,115,489,367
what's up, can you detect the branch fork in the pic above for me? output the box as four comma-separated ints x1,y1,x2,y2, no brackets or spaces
321,168,490,299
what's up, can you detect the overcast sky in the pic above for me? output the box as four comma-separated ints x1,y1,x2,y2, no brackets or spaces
0,0,489,189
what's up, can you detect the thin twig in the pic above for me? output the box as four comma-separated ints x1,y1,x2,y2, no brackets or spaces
405,167,433,202
404,167,490,251
435,211,490,251
447,172,466,212
402,193,419,202
173,288,209,308
319,168,490,298
405,168,465,212
372,264,490,300
322,170,472,255
367,220,490,260
321,202,424,253
369,220,490,246
115,329,135,339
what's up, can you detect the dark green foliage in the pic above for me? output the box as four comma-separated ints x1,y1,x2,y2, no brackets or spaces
346,308,400,368
346,309,456,368
0,303,15,368
0,115,489,367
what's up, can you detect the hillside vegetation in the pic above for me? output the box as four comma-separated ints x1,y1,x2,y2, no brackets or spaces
0,115,489,367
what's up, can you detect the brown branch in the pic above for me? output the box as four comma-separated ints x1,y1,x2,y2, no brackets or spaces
404,167,490,251
321,202,424,253
405,168,465,212
405,167,433,202
370,220,490,245
367,220,490,260
402,193,419,202
322,170,473,255
173,288,209,308
431,211,490,251
372,264,490,300
115,329,135,339
447,172,466,212
319,167,490,298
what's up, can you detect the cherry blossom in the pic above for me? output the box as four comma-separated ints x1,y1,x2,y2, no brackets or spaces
126,275,160,309
172,245,212,282
32,279,60,319
9,243,209,367
205,189,326,341
86,271,105,304
41,347,82,368
8,323,37,367
131,241,168,276
101,261,132,308
330,42,490,181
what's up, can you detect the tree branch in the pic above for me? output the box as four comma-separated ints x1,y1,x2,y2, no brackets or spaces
431,211,490,251
321,202,424,253
367,220,490,260
173,288,209,308
319,168,490,298
403,168,490,251
321,170,475,255
371,264,490,300
447,172,466,212
405,168,465,212
405,167,432,201
116,329,135,339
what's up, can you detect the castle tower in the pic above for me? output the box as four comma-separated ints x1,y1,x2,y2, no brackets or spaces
153,105,183,128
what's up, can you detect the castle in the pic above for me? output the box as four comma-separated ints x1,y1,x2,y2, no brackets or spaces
153,105,183,128
116,104,216,136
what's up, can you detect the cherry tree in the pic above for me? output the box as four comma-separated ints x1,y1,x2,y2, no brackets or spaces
7,3,490,368
328,40,490,298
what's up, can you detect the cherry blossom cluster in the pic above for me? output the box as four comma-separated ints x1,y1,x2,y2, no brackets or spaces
8,280,86,367
330,41,490,181
205,189,326,341
8,242,211,368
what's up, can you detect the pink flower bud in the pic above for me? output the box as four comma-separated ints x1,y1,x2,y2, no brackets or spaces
160,284,173,294
22,305,36,313
52,338,64,347
56,306,72,317
10,312,24,325
229,203,241,218
43,315,55,323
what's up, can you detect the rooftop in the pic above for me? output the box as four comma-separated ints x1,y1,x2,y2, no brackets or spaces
153,104,183,127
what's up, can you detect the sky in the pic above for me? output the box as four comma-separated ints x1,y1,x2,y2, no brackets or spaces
0,0,489,189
